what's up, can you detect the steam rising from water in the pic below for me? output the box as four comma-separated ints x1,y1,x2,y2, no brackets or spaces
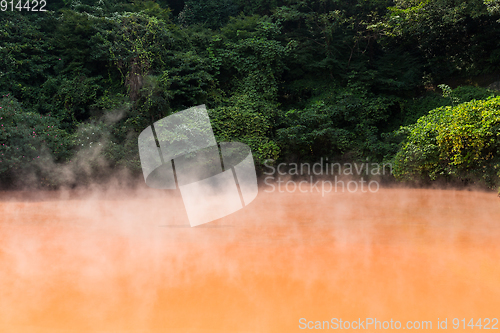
0,184,499,332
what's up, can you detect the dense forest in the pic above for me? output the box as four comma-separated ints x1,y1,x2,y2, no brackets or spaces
1,0,500,191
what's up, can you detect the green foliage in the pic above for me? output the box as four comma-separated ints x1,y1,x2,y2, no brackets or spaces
399,85,498,126
72,118,142,175
0,95,71,188
399,93,451,126
52,9,102,76
394,96,500,189
2,0,500,190
204,16,294,164
378,0,500,79
93,12,172,95
0,12,57,105
210,15,293,103
447,85,499,104
484,0,500,16
178,0,239,29
234,0,278,16
51,76,104,126
161,50,215,109
276,82,400,162
209,101,280,164
125,0,172,22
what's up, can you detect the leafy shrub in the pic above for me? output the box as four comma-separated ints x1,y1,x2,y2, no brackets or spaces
399,86,498,126
393,96,500,190
399,93,452,126
0,95,71,188
449,85,499,104
67,118,142,185
276,82,400,162
178,0,238,29
209,98,280,165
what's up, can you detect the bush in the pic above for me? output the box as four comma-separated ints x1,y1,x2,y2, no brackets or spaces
0,95,72,188
208,97,280,165
178,0,238,29
399,86,498,126
276,82,400,162
393,96,500,190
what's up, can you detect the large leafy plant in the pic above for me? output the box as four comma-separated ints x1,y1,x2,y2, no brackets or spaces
394,96,500,190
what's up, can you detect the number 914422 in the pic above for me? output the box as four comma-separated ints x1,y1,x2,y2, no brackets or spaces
1,0,47,11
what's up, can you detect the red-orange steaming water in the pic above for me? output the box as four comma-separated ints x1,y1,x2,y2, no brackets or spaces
0,188,499,332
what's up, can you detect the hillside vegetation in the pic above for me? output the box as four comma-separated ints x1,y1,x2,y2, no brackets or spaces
1,0,500,190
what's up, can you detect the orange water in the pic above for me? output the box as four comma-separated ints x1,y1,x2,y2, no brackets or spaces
0,188,499,332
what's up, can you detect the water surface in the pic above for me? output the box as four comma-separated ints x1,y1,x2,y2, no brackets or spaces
0,188,499,332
